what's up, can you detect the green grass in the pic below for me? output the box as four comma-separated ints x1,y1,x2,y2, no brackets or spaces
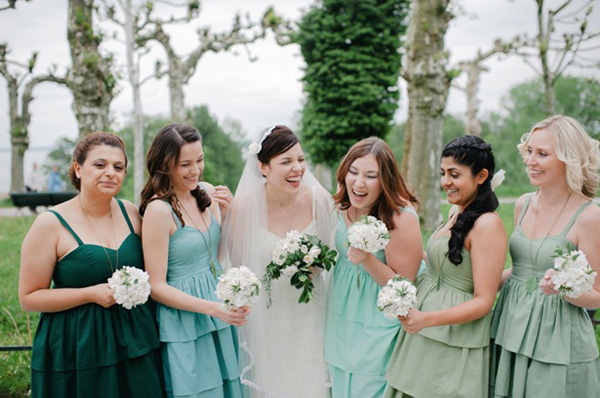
0,206,598,396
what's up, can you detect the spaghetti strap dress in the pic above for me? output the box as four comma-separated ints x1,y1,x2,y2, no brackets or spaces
325,208,419,398
31,199,165,398
385,224,492,398
490,195,600,398
157,202,242,398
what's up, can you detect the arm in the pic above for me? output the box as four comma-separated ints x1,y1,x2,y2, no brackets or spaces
348,207,423,286
142,201,248,326
19,213,116,312
539,204,600,308
400,213,507,334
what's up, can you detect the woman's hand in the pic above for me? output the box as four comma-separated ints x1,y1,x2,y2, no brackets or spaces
398,308,430,334
87,283,117,308
210,302,250,326
212,185,233,217
539,269,559,296
348,247,370,265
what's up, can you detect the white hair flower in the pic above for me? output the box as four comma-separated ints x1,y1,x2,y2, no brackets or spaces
491,169,505,191
248,142,261,156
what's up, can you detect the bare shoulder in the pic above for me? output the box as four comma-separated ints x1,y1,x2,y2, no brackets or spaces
30,210,62,234
473,212,505,234
144,199,172,220
514,192,533,217
576,201,600,233
394,205,419,227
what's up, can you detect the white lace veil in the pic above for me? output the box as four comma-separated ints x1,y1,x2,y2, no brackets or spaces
219,126,336,395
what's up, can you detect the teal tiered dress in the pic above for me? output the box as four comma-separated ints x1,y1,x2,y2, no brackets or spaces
325,209,418,398
31,200,164,398
385,230,492,398
157,204,242,398
490,196,600,398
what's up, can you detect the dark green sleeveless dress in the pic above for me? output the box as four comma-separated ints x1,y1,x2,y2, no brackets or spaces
31,200,165,398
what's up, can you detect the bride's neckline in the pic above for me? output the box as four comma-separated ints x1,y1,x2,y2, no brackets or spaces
263,219,316,240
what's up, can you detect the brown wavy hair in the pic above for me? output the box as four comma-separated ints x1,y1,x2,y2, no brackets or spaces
333,137,418,230
139,124,211,225
68,132,127,191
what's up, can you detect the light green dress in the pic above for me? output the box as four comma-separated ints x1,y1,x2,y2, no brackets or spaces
490,196,600,398
385,229,491,398
325,209,418,398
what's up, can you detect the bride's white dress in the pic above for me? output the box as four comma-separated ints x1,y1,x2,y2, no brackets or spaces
240,206,330,398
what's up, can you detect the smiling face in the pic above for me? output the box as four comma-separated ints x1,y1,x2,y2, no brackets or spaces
171,140,204,194
523,128,567,188
440,156,487,209
259,142,306,193
74,144,126,197
344,153,382,214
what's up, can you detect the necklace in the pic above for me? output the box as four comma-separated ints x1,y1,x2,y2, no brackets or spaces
79,196,118,273
525,191,571,293
180,200,219,278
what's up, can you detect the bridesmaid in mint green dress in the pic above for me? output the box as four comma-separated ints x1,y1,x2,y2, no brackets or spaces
19,133,164,398
385,135,507,398
325,137,423,398
490,115,600,398
141,124,248,398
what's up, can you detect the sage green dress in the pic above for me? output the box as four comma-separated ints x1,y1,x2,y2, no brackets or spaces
31,200,164,398
385,230,492,398
490,196,600,398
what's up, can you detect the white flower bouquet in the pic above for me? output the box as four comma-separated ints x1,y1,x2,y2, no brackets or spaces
347,215,391,287
262,230,337,307
215,266,261,311
549,247,597,299
108,266,151,310
377,276,418,319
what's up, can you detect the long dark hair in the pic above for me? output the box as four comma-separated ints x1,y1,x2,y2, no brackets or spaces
333,137,418,230
139,124,211,225
442,135,498,265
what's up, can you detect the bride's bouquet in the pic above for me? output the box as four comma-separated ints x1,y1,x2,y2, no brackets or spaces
215,266,261,311
347,215,391,287
108,266,151,310
262,230,337,307
549,247,597,299
377,276,418,319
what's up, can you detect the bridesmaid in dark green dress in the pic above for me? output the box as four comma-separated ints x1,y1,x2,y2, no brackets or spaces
19,132,165,398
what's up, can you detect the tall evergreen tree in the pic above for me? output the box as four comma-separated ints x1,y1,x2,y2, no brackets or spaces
295,0,409,167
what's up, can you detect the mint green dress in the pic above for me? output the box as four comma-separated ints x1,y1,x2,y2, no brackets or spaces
31,200,164,398
385,229,492,398
325,209,418,398
157,203,242,398
490,196,600,398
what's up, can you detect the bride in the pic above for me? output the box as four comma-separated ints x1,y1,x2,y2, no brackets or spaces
220,125,335,398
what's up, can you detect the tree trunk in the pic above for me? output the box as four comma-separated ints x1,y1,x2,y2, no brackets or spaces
67,0,114,136
169,68,187,122
464,63,483,136
537,0,555,116
314,163,332,192
123,0,144,203
402,0,452,232
4,73,26,193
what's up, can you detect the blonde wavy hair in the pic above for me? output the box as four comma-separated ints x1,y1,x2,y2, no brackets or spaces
518,115,600,199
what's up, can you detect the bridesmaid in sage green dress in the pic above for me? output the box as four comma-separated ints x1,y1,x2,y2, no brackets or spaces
385,135,507,398
19,133,164,398
141,124,248,398
490,115,600,398
325,137,423,398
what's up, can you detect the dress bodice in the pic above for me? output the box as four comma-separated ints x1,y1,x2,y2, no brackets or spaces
426,235,473,293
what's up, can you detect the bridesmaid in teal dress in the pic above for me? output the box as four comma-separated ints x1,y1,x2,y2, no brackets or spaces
490,115,600,398
325,137,423,398
385,135,507,398
140,124,248,398
19,132,164,398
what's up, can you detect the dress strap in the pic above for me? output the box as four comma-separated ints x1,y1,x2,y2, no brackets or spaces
163,201,183,229
48,210,84,246
399,206,418,218
517,194,534,226
559,201,592,237
116,199,135,234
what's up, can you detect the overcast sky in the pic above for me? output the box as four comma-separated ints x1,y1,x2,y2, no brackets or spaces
0,0,599,151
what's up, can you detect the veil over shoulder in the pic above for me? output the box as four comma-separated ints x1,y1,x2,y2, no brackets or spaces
218,131,335,398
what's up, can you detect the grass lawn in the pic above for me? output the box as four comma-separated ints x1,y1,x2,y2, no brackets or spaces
0,205,598,397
